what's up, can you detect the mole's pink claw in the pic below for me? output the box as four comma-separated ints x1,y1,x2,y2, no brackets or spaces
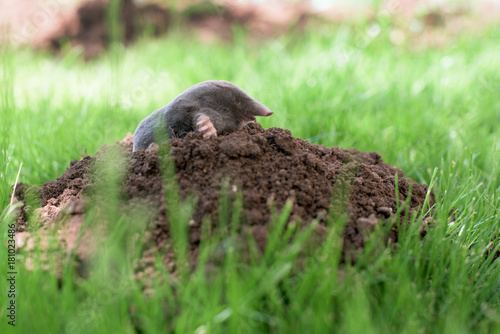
196,114,217,139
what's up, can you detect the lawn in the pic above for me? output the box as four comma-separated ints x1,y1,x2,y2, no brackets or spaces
1,21,499,333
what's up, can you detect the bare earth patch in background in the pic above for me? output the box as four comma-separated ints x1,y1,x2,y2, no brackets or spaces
13,123,434,274
1,0,499,59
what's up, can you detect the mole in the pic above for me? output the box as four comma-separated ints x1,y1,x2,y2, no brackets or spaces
133,80,274,152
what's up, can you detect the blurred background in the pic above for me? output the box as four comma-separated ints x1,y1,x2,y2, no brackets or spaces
1,0,499,58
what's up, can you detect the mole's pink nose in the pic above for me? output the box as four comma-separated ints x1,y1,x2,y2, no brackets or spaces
254,103,274,117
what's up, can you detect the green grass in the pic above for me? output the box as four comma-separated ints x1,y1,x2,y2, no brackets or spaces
1,23,500,333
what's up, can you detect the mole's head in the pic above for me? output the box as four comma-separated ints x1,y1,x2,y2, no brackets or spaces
186,80,273,132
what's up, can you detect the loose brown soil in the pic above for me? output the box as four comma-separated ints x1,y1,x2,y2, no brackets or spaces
13,123,434,272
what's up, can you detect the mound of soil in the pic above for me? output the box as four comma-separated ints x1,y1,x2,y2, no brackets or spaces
14,123,434,272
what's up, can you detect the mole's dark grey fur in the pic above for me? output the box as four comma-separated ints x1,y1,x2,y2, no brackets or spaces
133,80,274,152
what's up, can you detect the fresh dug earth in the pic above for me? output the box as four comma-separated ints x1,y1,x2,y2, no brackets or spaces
13,123,434,273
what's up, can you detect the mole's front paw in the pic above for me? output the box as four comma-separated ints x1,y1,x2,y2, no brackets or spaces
196,114,217,139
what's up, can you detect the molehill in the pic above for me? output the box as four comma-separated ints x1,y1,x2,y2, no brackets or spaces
13,123,434,270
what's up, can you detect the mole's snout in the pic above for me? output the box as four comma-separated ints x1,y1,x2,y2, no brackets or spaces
254,105,274,117
263,109,274,117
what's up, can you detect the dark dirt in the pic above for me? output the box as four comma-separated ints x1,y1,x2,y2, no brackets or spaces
34,0,309,58
31,0,170,60
14,123,434,271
